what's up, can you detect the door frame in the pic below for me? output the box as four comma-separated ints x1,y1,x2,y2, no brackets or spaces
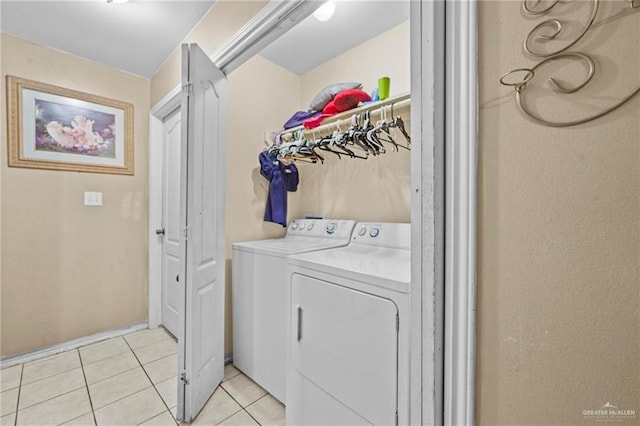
443,2,478,424
148,88,181,330
147,0,478,423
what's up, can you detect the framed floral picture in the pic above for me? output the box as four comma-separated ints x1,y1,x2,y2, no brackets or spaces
6,76,134,175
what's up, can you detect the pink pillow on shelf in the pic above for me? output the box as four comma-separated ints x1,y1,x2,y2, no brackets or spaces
322,89,372,114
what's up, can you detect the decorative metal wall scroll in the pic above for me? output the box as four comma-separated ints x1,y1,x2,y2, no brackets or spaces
500,0,640,127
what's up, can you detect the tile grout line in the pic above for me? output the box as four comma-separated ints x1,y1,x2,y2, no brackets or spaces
244,393,283,426
218,385,262,426
245,392,269,408
21,350,76,367
13,363,23,426
211,405,244,426
195,385,243,426
91,385,156,417
11,384,88,415
138,352,177,370
125,331,176,352
222,369,240,383
123,337,178,426
242,407,262,426
84,365,140,387
17,384,88,412
81,350,130,368
137,410,174,426
76,349,98,426
241,395,264,426
61,412,96,426
19,365,80,388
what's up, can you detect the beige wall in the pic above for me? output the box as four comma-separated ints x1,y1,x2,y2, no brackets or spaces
224,56,303,352
297,21,411,222
150,0,268,106
477,2,639,424
226,55,303,252
1,33,151,357
300,21,410,109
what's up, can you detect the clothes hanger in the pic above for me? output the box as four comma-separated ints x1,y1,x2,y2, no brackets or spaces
350,113,376,155
316,127,344,159
367,106,396,152
388,104,411,146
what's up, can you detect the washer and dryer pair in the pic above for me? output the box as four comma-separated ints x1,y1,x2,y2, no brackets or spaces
233,220,411,425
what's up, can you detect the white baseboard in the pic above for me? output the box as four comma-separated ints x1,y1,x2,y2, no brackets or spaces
0,321,148,368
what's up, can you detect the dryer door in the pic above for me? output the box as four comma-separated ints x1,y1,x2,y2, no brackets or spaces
289,273,398,426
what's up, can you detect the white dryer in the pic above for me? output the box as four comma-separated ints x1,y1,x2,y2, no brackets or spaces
286,222,411,426
232,219,355,403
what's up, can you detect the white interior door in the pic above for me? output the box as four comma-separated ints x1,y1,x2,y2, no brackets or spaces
177,43,228,422
161,110,182,338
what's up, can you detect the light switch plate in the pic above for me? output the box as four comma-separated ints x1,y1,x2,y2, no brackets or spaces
84,191,102,206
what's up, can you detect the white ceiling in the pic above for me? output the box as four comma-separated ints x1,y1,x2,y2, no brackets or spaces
0,0,409,79
0,0,215,78
259,0,410,75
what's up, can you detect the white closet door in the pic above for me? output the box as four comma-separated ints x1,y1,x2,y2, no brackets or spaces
290,274,398,426
177,43,228,422
161,110,182,338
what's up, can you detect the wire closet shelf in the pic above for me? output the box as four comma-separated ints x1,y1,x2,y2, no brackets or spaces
264,93,411,164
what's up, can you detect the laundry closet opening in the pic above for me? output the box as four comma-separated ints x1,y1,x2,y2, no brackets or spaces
225,1,412,424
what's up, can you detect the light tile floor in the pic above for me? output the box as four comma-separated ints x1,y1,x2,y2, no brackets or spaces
0,328,285,426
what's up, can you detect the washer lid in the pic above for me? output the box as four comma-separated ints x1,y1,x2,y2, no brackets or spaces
232,236,350,257
287,245,410,293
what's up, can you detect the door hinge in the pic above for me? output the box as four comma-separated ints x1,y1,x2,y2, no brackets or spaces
180,371,190,385
395,411,398,425
183,226,190,241
182,82,194,97
396,314,399,331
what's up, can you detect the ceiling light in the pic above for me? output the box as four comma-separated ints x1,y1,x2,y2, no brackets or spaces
313,0,336,22
107,0,129,4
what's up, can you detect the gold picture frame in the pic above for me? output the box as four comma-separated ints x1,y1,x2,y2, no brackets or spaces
6,75,134,175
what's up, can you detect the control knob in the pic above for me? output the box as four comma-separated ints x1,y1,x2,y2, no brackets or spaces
326,222,337,234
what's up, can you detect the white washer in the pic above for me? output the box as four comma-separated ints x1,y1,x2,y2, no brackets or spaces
232,219,355,403
286,222,411,426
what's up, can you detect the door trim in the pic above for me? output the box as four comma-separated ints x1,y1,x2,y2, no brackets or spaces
444,1,478,424
148,93,181,329
409,1,445,424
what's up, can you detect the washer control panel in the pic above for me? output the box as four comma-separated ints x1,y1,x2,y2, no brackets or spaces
352,222,411,249
287,219,356,239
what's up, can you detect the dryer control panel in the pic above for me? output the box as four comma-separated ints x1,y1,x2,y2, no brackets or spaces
287,219,356,240
352,222,411,249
